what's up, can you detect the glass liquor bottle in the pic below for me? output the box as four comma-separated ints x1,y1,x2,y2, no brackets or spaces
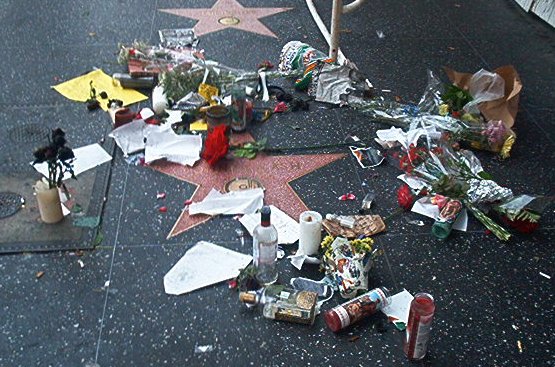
253,206,278,285
239,286,318,325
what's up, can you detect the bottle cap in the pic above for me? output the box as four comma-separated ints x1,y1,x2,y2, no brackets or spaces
239,292,257,304
260,206,271,224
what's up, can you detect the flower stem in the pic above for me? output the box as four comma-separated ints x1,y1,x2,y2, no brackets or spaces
264,142,362,153
464,200,511,241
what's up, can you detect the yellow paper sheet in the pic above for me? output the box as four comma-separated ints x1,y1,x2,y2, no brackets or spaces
51,69,148,111
190,119,208,131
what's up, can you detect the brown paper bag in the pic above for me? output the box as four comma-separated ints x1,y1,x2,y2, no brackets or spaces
444,65,522,128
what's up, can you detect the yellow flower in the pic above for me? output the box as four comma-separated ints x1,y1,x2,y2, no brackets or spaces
438,104,449,116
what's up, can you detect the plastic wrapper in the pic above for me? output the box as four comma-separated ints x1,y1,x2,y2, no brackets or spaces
417,70,444,114
463,69,505,114
160,61,260,103
158,28,198,49
278,41,328,73
321,237,374,299
117,41,201,77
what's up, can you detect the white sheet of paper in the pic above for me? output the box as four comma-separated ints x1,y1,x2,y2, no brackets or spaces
163,241,252,295
239,205,299,245
165,110,184,125
144,125,202,166
411,197,468,231
381,289,414,324
109,119,148,156
32,143,112,181
188,188,264,216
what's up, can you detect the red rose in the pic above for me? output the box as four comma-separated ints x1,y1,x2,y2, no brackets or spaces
397,184,416,211
202,124,230,166
500,216,540,234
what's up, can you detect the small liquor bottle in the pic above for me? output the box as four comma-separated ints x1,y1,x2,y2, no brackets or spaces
404,293,435,361
253,206,278,285
324,287,390,333
240,287,318,325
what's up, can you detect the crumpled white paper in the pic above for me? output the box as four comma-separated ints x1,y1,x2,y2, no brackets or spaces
239,205,299,245
288,252,321,271
110,120,202,166
109,119,150,156
397,174,427,192
376,126,441,150
32,143,112,180
315,63,354,104
144,124,202,166
188,188,264,216
164,241,252,295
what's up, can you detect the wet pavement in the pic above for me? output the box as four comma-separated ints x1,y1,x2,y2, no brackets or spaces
1,0,554,366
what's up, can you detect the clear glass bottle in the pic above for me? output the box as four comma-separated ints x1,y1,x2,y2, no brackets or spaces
253,206,278,285
239,286,318,325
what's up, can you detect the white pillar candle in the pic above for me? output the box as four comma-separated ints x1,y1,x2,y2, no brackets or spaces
298,211,323,256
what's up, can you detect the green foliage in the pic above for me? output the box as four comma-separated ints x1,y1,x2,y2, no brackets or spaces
442,84,473,112
232,138,267,159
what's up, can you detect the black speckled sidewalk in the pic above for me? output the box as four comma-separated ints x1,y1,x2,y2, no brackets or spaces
0,0,554,366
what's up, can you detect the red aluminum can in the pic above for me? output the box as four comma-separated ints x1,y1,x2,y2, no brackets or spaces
403,293,435,360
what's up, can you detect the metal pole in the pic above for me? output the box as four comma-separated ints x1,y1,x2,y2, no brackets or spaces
343,0,366,14
329,0,343,62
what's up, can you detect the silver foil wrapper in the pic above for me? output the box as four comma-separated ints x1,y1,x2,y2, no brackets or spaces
467,179,513,204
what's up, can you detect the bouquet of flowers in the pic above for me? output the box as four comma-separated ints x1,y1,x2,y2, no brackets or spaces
351,67,520,159
395,140,550,241
320,236,378,299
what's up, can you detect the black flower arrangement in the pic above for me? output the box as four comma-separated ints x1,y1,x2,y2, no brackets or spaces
32,128,76,189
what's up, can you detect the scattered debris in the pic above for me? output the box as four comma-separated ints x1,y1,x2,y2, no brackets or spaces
539,272,551,279
517,340,523,353
348,335,360,342
77,260,85,269
405,218,425,226
158,206,168,213
338,193,356,201
194,344,214,354
36,271,45,279
157,192,166,200
376,30,385,39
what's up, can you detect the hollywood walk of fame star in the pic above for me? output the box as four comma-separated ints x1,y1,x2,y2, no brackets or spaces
149,147,346,238
159,0,292,38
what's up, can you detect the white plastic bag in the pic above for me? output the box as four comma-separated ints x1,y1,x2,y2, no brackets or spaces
464,69,505,113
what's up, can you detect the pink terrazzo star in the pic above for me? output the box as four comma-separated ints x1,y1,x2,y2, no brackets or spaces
159,0,292,38
149,139,345,238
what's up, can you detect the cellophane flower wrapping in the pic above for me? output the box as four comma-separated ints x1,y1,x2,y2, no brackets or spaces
321,237,374,299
